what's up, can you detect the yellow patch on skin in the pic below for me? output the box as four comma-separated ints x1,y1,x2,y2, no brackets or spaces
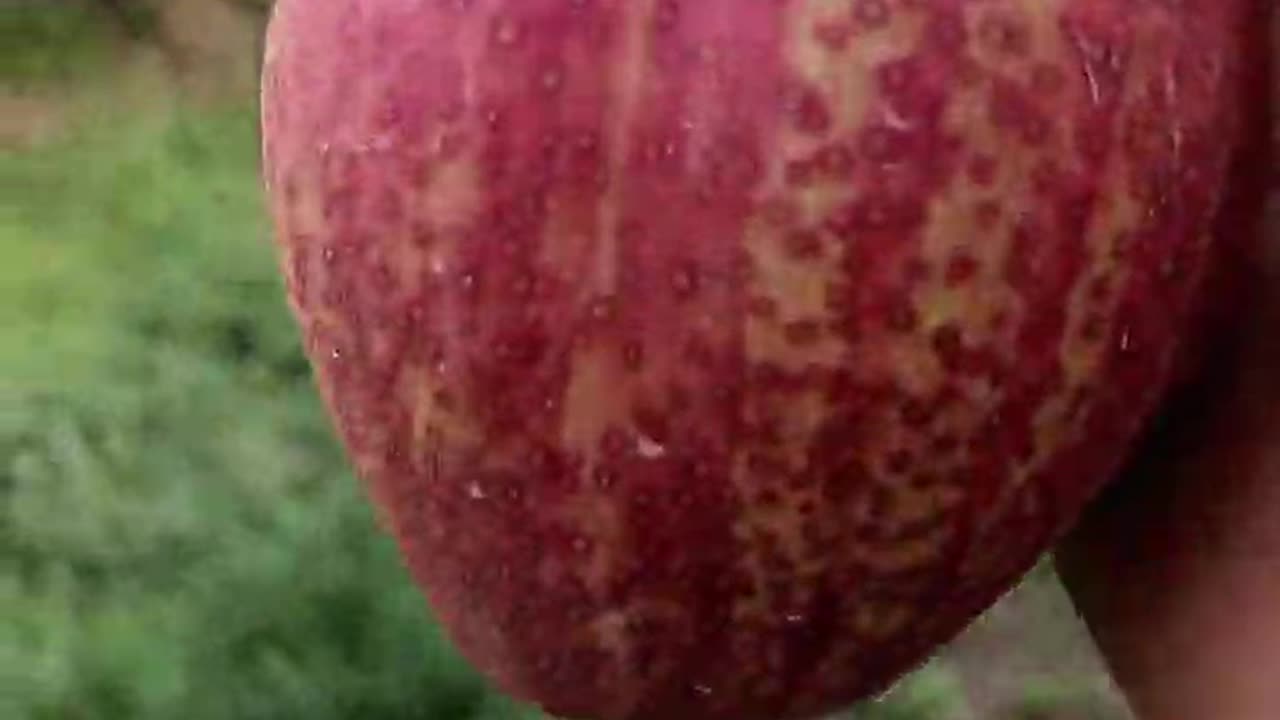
558,492,624,592
270,162,329,314
734,0,1201,619
789,2,927,152
1031,197,1140,451
743,226,841,364
915,203,1018,339
591,610,633,679
892,482,966,527
538,222,596,292
391,238,430,294
533,7,671,697
588,0,654,294
398,367,470,467
729,0,959,633
560,348,629,464
904,1,1195,543
855,527,957,575
966,0,1055,73
722,1,845,627
1008,8,1187,497
853,601,913,641
554,0,655,462
590,600,695,718
424,158,482,230
915,4,1080,345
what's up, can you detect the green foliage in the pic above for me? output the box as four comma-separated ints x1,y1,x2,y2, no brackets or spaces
1,1,107,86
0,1,163,87
1015,678,1119,720
849,663,970,720
0,106,534,720
223,0,276,15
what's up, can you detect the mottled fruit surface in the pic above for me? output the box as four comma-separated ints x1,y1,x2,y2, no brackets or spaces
261,1,1261,719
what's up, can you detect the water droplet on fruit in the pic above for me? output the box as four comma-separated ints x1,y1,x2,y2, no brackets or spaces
504,484,524,504
330,347,343,360
693,684,713,697
492,17,521,46
1118,326,1135,354
432,130,462,158
671,264,700,299
621,341,645,371
593,467,617,489
467,481,486,499
588,295,616,321
853,0,890,29
784,612,806,625
872,674,909,703
636,435,667,459
540,68,564,93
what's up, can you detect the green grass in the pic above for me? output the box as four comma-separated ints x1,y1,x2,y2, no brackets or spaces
1,1,161,88
851,663,970,720
0,105,546,720
1015,678,1116,720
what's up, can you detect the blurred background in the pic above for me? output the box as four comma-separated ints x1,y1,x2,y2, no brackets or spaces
1,2,1134,719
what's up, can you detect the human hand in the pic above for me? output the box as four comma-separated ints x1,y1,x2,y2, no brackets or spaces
1056,13,1279,719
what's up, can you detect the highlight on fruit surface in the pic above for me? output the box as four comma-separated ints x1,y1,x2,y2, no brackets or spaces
260,1,1267,719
